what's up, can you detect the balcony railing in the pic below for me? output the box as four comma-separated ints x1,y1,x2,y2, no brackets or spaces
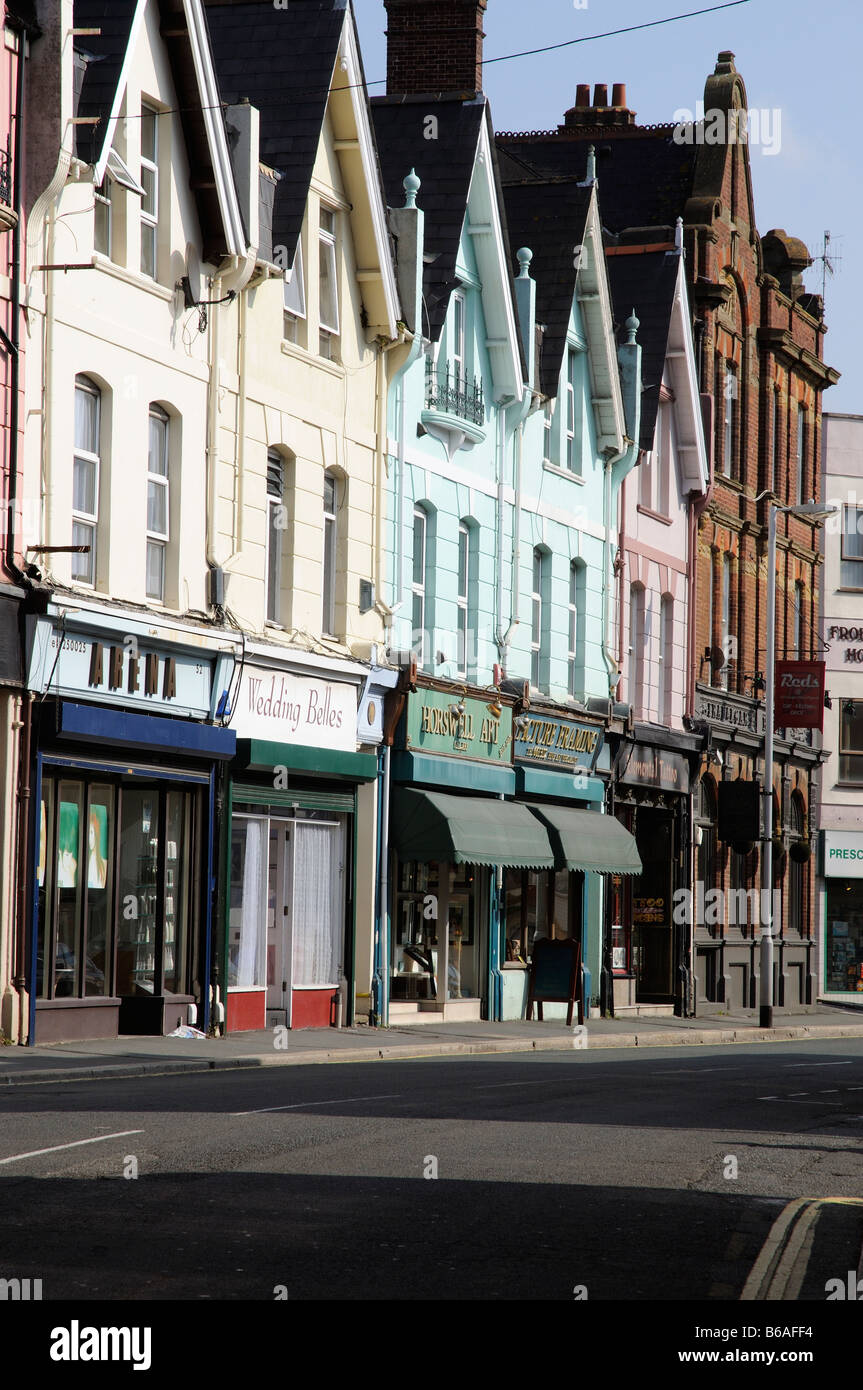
0,145,11,208
425,362,484,426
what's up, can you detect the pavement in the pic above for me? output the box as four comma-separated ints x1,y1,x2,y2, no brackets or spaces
3,1000,863,1085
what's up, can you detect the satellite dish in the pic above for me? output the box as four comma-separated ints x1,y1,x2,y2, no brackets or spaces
709,646,726,670
179,243,202,308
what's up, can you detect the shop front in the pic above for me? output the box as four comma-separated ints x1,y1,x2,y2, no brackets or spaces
26,607,237,1043
611,730,695,1014
385,681,557,1023
821,830,863,999
503,705,640,1020
224,653,376,1033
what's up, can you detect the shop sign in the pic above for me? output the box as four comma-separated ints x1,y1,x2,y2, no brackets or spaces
27,618,213,718
403,688,512,763
695,685,764,735
822,830,863,879
233,666,357,751
825,623,863,669
620,745,689,794
514,713,603,771
774,660,825,730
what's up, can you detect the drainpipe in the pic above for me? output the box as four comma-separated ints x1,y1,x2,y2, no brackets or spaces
372,743,391,1026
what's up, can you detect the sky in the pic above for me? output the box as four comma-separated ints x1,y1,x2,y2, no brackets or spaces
354,0,862,414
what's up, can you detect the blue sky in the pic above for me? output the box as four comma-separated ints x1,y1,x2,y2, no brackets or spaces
355,0,861,413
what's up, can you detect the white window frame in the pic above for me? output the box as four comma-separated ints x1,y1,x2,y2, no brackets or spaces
284,241,306,343
542,401,553,464
412,507,427,666
566,349,577,473
457,521,469,678
94,177,112,258
630,583,645,716
73,375,100,586
531,548,544,689
322,470,337,637
146,404,169,602
568,560,584,698
840,506,863,590
140,102,159,279
452,291,466,390
266,449,285,624
659,593,673,722
318,206,339,357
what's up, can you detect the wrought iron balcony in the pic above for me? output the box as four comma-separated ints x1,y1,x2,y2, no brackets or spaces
425,361,484,427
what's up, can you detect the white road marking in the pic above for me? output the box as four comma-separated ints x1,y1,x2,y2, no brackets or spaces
784,1061,853,1068
0,1130,143,1166
231,1093,401,1116
474,1079,570,1090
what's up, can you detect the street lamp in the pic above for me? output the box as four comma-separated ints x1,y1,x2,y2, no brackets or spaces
757,496,837,1028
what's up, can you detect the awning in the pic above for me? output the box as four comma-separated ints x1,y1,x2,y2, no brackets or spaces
391,787,555,868
527,804,642,875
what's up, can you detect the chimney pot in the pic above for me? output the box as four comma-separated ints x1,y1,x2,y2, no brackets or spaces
575,83,591,108
593,83,608,107
612,83,626,108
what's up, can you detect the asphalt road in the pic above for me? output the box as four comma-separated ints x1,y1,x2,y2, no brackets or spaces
1,1038,862,1301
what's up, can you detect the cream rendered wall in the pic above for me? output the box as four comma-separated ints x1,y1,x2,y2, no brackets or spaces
23,2,213,613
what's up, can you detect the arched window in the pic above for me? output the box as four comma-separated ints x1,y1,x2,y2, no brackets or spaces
73,375,101,586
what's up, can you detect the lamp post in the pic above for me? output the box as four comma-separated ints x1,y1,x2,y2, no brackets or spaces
757,497,836,1028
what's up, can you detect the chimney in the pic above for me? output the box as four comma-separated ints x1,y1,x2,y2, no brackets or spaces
384,0,488,97
562,81,636,130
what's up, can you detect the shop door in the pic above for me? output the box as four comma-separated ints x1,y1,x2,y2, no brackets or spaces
633,809,674,1002
266,822,293,1025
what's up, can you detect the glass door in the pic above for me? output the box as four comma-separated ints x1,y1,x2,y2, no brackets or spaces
266,821,292,1022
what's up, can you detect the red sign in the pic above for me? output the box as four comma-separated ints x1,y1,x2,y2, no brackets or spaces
774,660,825,730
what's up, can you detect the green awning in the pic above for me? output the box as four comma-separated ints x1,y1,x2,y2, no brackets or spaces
391,787,555,868
527,804,642,875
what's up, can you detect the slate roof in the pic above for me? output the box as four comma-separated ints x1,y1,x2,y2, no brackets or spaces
72,0,138,165
204,0,348,268
500,179,592,399
605,248,682,454
496,130,698,239
371,95,486,343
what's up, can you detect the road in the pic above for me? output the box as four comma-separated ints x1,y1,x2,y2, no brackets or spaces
1,1038,862,1300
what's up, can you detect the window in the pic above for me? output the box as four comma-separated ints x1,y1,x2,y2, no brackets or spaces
659,593,673,722
641,400,671,514
796,404,807,505
565,349,579,473
94,177,112,257
839,701,863,783
318,206,339,357
787,794,806,934
531,548,545,689
283,242,306,343
73,375,100,585
457,522,469,678
723,366,736,476
322,470,338,636
793,580,804,659
412,507,428,667
840,506,863,589
266,450,285,623
568,560,585,698
629,583,645,715
452,292,466,389
542,402,552,464
228,818,268,989
696,776,717,910
503,867,581,963
140,103,159,278
146,405,169,601
719,553,732,691
770,388,779,494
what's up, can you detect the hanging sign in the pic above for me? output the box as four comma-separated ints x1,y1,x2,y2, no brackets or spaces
774,660,825,730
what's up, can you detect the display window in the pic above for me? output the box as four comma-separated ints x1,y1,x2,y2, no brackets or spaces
825,881,863,993
392,860,481,1001
503,867,582,964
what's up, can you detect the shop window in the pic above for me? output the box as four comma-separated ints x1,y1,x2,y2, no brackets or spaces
840,506,863,590
140,102,159,279
839,700,863,783
229,819,268,989
318,205,339,359
825,879,863,993
146,404,170,602
73,375,101,586
291,822,344,988
503,867,580,963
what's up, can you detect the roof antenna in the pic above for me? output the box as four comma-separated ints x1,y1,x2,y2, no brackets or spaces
812,230,841,308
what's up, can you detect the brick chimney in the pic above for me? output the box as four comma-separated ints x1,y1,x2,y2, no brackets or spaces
562,82,636,129
384,0,488,97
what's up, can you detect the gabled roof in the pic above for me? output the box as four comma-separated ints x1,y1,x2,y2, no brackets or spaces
496,131,698,240
73,0,246,263
605,245,681,454
500,179,592,399
371,94,486,343
205,0,347,269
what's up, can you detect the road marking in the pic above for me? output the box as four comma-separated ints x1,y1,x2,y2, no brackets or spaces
0,1130,143,1166
230,1093,401,1116
741,1198,863,1301
784,1061,853,1068
474,1079,569,1090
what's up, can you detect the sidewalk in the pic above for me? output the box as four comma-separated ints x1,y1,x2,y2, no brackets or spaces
2,1003,863,1086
